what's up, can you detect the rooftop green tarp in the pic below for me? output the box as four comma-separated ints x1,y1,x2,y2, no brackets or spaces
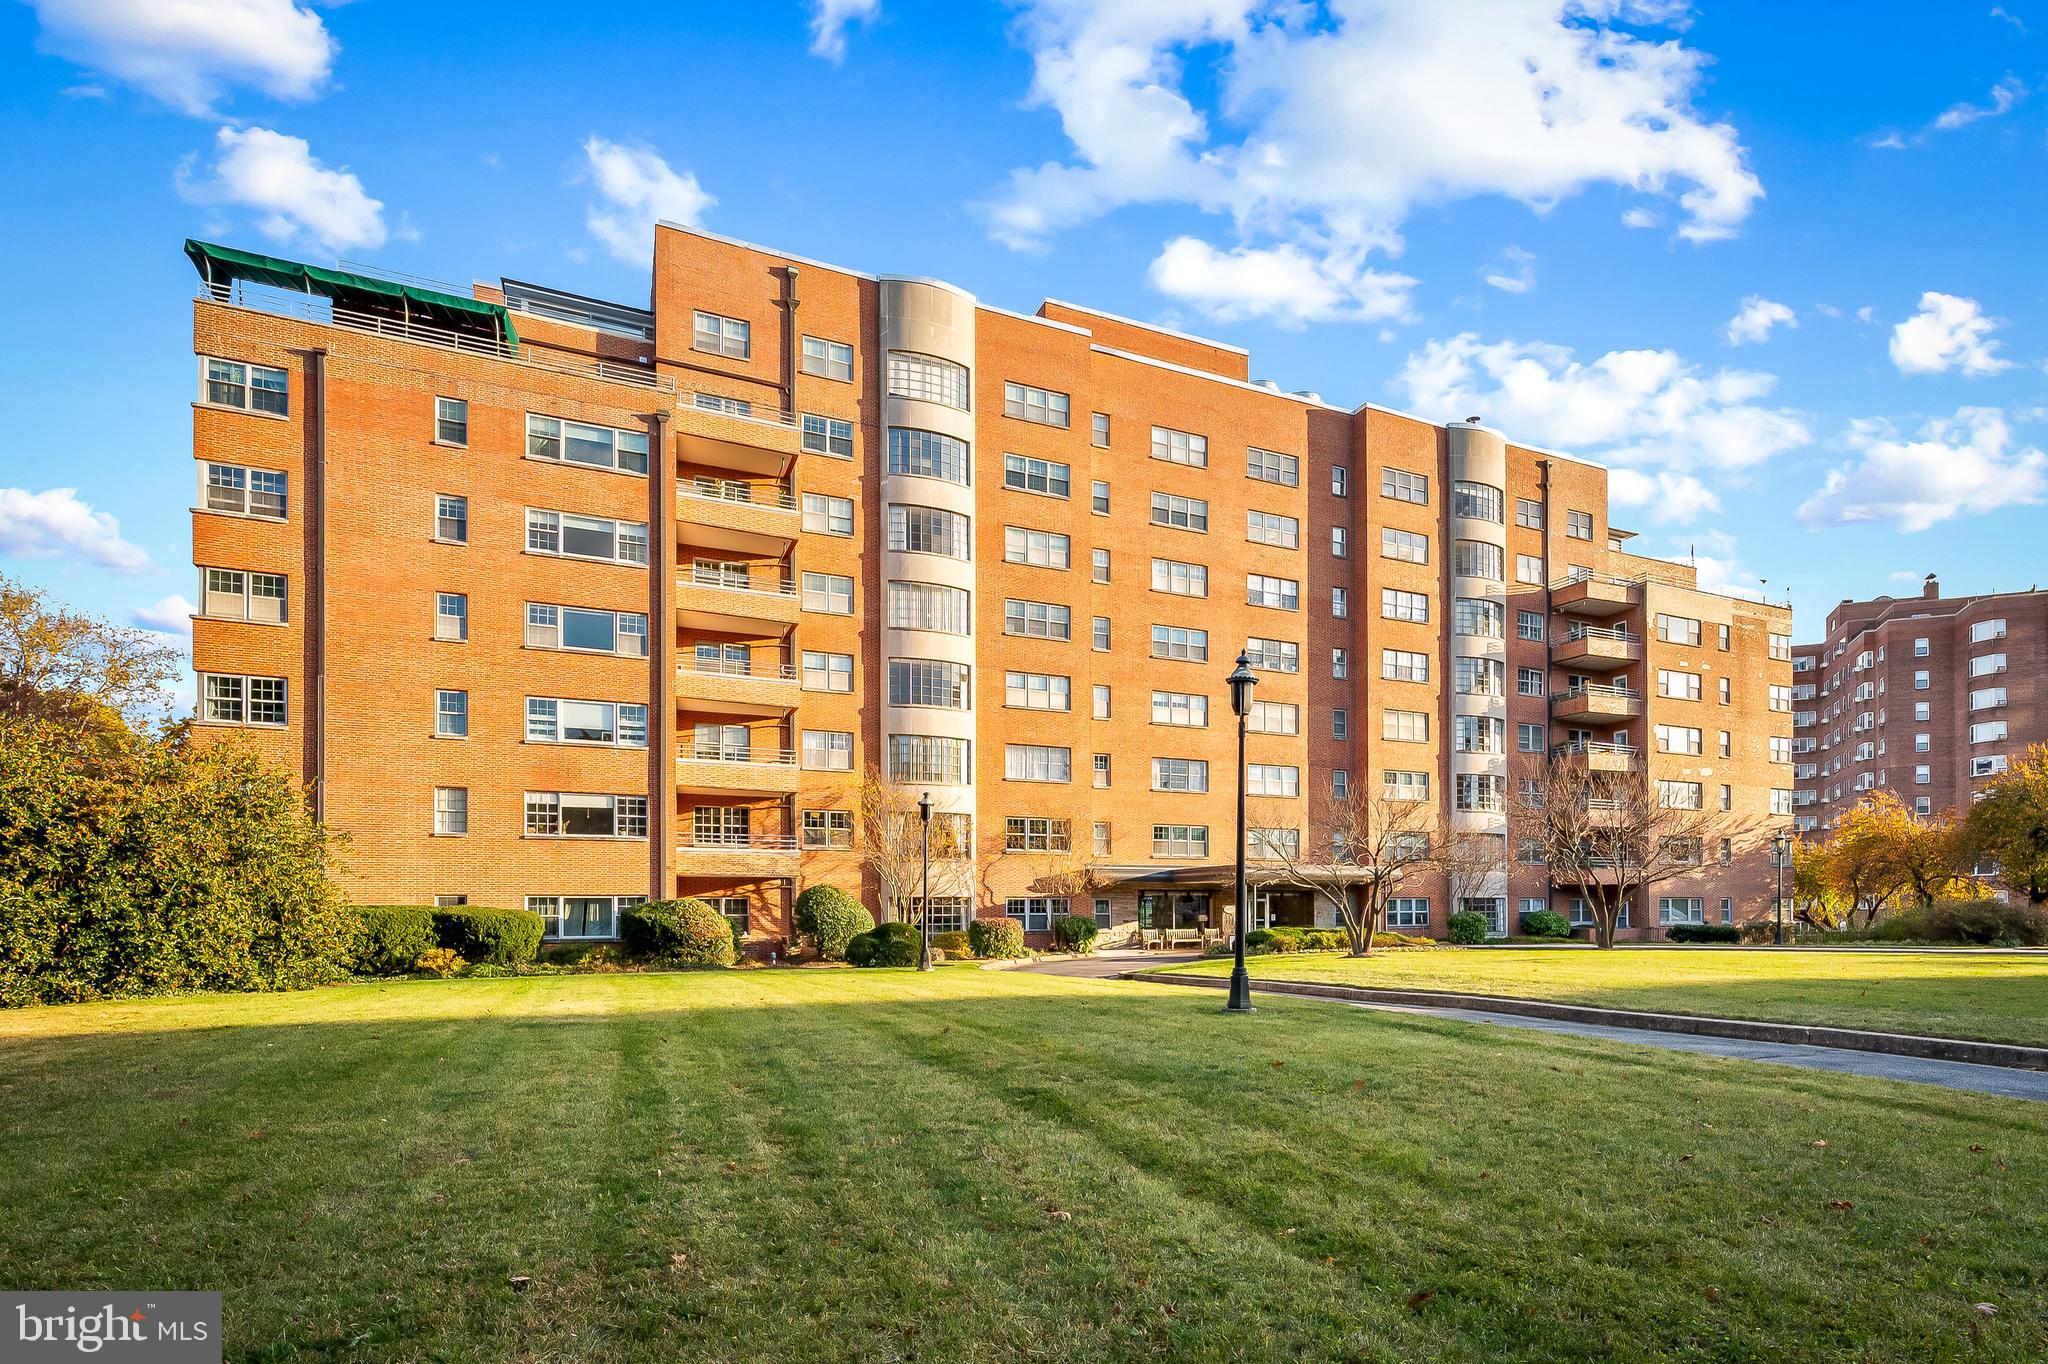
186,239,518,348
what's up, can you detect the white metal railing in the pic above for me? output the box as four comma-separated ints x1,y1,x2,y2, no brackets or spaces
1553,740,1640,759
679,476,798,512
682,566,800,599
1562,623,1635,643
677,833,800,852
678,655,797,681
1552,682,1638,703
677,745,799,766
1551,571,1642,593
201,281,675,391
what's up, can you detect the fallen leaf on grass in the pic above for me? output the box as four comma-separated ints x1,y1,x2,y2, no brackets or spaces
508,1276,532,1293
1968,1144,1985,1153
1271,1060,1286,1069
1047,1209,1072,1223
1405,1291,1436,1311
1704,1286,1721,1303
1810,1140,1828,1149
1826,1201,1854,1211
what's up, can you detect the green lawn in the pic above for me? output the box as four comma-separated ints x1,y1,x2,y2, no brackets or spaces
1161,948,2048,1047
3,968,2045,1362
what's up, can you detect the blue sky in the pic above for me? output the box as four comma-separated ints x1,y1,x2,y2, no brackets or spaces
3,0,2045,673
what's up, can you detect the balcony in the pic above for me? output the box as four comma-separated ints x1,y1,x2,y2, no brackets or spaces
1551,573,1641,618
675,745,801,796
674,831,801,878
1552,740,1641,774
1552,625,1641,670
1552,857,1626,888
676,565,801,634
676,654,799,716
672,397,803,477
675,476,800,557
1550,683,1644,725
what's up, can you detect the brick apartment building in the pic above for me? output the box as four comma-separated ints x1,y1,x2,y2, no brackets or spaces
1794,576,2047,832
183,225,1794,949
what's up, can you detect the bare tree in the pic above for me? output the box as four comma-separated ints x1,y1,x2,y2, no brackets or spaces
1507,754,1741,948
855,767,972,925
1434,826,1509,933
1251,790,1435,956
1028,844,1107,904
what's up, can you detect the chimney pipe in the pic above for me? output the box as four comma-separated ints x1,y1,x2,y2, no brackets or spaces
1923,574,1940,600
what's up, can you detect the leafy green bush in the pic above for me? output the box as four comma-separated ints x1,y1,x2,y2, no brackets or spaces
621,899,734,966
847,920,921,967
351,907,437,975
1519,909,1572,940
932,930,972,958
794,885,872,960
1868,899,2048,947
432,907,543,965
1445,910,1489,945
967,918,1027,959
1666,924,1741,944
1051,914,1100,953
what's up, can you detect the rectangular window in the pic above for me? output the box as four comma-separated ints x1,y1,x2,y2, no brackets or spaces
1517,610,1544,641
1331,769,1351,800
526,895,642,941
801,810,855,849
1246,448,1299,486
526,698,646,748
801,572,855,614
802,493,855,536
1151,757,1210,793
1245,637,1299,673
1150,492,1209,532
200,568,287,624
1519,722,1546,753
800,335,854,381
1004,381,1070,427
889,659,970,709
435,689,468,738
1382,649,1429,683
434,494,468,544
1657,669,1702,700
1249,700,1299,735
1331,466,1349,496
1332,587,1349,618
886,427,969,484
434,396,469,445
795,730,852,772
1152,825,1209,858
1150,625,1208,662
1566,509,1593,540
1515,497,1543,529
1093,683,1111,720
524,792,648,839
692,310,751,358
1092,549,1111,584
801,414,856,458
1971,720,2010,743
202,462,289,520
1383,770,1430,801
1246,574,1298,610
524,603,647,657
203,357,288,414
1091,480,1110,515
526,414,648,475
1455,716,1504,754
1150,425,1207,467
433,787,468,835
1004,744,1072,783
887,352,969,409
1331,526,1349,558
886,581,970,635
435,591,467,642
1152,690,1209,727
1768,685,1793,713
1518,666,1545,697
1970,618,2007,644
1003,599,1071,640
200,673,286,727
1004,897,1072,933
1246,509,1298,547
802,651,856,693
1388,898,1430,929
1380,467,1429,504
1658,897,1706,926
1003,670,1071,711
1149,558,1208,597
525,509,649,565
1654,724,1703,755
1382,528,1429,563
1383,709,1429,743
1381,588,1429,622
1516,553,1544,585
1969,653,2008,678
1005,817,1071,853
1093,616,1111,650
1002,453,1070,498
1247,764,1299,798
1656,614,1702,645
1091,412,1110,447
1656,781,1703,810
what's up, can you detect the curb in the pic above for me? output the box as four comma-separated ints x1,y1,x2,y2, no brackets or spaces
1128,972,2048,1072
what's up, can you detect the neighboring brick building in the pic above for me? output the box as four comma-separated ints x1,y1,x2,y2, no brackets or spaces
184,224,1792,949
1794,576,2048,833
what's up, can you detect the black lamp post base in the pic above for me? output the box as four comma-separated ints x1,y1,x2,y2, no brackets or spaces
1224,967,1255,1013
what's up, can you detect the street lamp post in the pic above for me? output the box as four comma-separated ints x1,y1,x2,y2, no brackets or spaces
916,791,934,972
1771,831,1791,946
1225,653,1259,1014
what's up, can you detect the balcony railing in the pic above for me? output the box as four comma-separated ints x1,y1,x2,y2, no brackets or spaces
677,833,800,852
1550,571,1642,593
1551,682,1638,703
678,476,798,512
1552,740,1640,760
682,567,800,599
678,745,799,767
679,655,797,682
1562,623,1634,644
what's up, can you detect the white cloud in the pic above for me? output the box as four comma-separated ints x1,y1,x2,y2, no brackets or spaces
132,595,196,636
1799,407,2048,532
583,135,713,264
987,1,1761,322
1723,295,1795,346
1991,6,2027,32
1690,551,1765,600
0,487,152,573
809,0,880,62
1932,76,2026,131
1889,291,2012,375
1620,206,1663,229
177,126,386,254
1481,246,1535,295
27,0,335,116
1146,236,1415,326
1608,467,1723,523
1392,332,1811,476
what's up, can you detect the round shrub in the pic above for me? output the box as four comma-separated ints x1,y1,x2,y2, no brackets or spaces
432,906,544,965
794,884,872,960
351,906,437,975
1519,908,1572,940
847,920,921,967
414,947,465,977
932,930,972,959
1244,927,1279,952
621,898,735,966
1445,910,1489,945
967,917,1027,960
1051,914,1100,953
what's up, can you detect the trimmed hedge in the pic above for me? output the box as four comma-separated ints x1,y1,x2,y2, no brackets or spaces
1519,909,1572,940
932,930,972,959
351,907,438,974
794,884,872,960
1051,914,1100,953
1445,910,1489,945
847,920,921,967
432,906,544,965
967,918,1027,960
1666,924,1741,944
621,899,735,966
1861,899,2048,947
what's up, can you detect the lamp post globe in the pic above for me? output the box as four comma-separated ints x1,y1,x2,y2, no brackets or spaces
1225,653,1258,1014
916,791,934,972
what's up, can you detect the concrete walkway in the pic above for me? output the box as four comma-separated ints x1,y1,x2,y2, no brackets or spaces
1015,957,2048,1101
